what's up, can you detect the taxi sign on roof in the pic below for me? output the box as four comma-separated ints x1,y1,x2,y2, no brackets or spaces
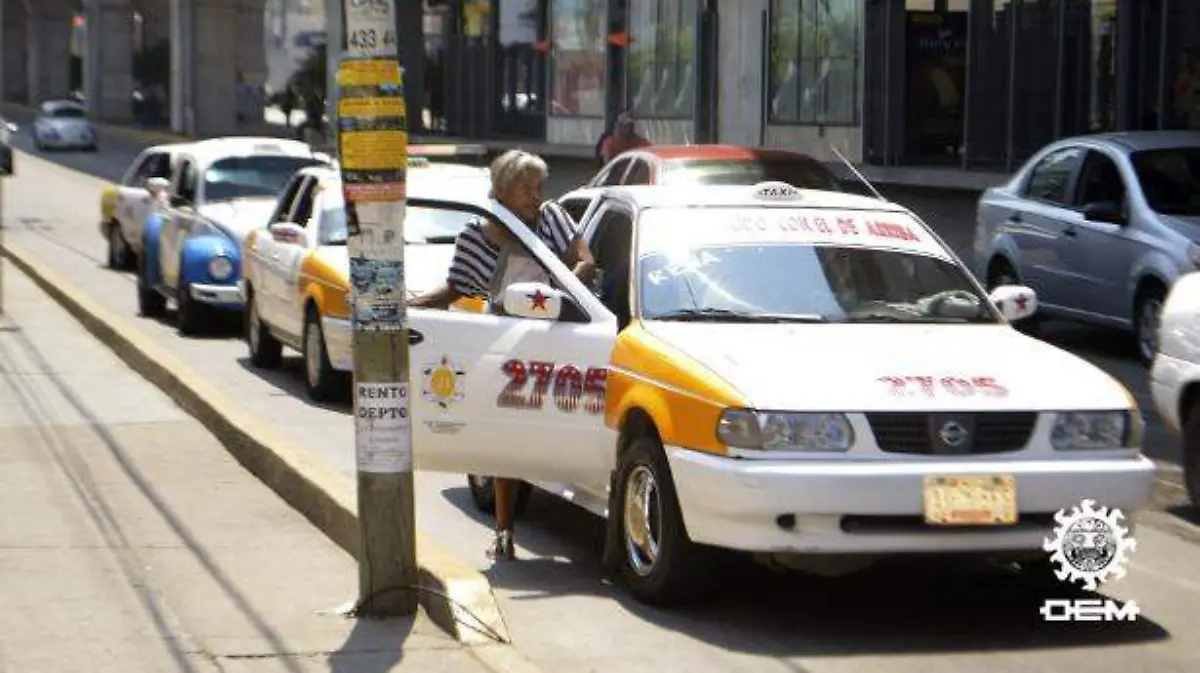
253,143,284,153
639,206,951,260
752,181,803,200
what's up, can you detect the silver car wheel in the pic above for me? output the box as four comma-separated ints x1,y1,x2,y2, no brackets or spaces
623,464,663,578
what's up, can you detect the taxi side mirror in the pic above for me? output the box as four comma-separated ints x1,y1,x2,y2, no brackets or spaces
989,285,1038,322
270,222,305,245
146,176,170,194
503,282,565,321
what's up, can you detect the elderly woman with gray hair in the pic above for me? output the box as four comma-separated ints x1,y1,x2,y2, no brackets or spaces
411,149,595,561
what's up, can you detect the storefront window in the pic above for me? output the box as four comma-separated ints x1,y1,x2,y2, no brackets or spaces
626,0,699,119
768,0,862,125
550,0,607,117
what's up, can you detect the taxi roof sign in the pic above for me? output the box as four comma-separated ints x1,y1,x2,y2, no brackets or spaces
752,181,803,200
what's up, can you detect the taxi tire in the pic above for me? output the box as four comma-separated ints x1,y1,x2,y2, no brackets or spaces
615,436,713,606
1181,398,1200,508
107,221,134,271
245,288,283,369
466,475,532,518
176,281,207,336
303,309,345,402
137,255,166,318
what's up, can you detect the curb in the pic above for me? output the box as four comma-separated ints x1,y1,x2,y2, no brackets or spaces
0,241,541,672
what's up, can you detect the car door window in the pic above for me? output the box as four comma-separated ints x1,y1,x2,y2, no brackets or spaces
409,198,589,322
586,204,634,328
123,152,154,186
602,159,632,186
559,197,592,224
288,179,318,227
1023,147,1084,206
269,175,306,224
175,160,198,204
623,159,651,185
1073,150,1128,212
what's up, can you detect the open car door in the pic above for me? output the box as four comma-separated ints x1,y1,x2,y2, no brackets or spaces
405,198,619,485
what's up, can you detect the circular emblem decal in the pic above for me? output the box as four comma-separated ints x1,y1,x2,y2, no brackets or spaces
938,420,969,446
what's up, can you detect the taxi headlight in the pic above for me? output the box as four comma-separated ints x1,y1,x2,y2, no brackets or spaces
1051,411,1138,450
717,409,854,452
208,255,234,281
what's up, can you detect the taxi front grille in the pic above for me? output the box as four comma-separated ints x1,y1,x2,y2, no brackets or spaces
865,412,1038,455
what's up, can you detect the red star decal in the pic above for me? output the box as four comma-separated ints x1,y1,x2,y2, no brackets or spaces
1014,294,1028,311
528,290,549,311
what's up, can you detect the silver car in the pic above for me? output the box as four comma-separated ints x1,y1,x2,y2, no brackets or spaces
974,131,1200,365
32,99,97,152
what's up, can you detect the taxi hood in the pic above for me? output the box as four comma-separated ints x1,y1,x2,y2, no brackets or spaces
198,198,279,241
644,322,1132,412
316,243,456,295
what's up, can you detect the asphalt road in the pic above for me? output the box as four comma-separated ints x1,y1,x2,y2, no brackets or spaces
3,114,1200,673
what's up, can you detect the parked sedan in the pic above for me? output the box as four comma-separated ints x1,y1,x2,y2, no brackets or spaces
587,144,842,192
974,131,1200,365
241,159,492,400
32,99,96,152
137,137,330,334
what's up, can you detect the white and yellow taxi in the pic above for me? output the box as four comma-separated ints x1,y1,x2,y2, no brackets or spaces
405,181,1156,605
241,158,491,401
1149,271,1200,505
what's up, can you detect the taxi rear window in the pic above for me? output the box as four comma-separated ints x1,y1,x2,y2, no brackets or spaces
661,157,842,191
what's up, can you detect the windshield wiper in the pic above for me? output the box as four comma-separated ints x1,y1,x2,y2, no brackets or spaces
647,308,828,323
841,312,990,324
421,235,458,244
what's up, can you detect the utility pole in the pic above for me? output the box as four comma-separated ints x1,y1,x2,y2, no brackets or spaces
337,0,417,617
0,119,14,317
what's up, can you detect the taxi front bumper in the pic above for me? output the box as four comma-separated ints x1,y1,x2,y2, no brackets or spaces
190,283,244,309
667,447,1156,556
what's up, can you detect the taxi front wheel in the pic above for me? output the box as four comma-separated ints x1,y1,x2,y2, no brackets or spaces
615,436,713,605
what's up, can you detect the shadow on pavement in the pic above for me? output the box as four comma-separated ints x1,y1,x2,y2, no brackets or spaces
328,616,412,673
437,487,1171,658
1166,504,1199,526
235,355,353,412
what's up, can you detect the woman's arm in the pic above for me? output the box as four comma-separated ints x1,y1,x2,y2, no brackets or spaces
567,234,596,285
409,282,462,309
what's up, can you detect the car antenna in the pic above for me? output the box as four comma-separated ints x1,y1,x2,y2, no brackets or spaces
829,142,886,202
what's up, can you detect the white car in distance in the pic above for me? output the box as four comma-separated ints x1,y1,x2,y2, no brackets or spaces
32,99,97,152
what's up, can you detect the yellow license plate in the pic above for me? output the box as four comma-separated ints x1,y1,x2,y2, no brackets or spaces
922,475,1018,526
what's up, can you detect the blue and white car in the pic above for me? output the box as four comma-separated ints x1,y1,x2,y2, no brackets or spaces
136,136,330,334
32,99,97,151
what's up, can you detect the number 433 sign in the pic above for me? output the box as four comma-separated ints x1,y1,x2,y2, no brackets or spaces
345,0,399,58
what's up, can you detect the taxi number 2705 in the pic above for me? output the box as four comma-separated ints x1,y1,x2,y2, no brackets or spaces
498,360,607,414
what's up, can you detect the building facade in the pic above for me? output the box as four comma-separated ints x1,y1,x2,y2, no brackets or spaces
423,0,1200,169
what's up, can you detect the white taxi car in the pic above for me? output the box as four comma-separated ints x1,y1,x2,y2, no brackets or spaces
404,181,1156,605
136,137,330,334
99,142,191,270
1149,271,1200,505
241,158,492,400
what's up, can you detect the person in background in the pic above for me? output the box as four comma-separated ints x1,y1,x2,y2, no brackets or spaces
599,112,650,164
410,150,595,561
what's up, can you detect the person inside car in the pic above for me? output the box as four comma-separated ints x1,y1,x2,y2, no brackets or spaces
411,149,595,561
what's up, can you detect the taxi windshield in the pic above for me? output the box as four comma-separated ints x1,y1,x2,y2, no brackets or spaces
636,207,999,324
203,156,326,202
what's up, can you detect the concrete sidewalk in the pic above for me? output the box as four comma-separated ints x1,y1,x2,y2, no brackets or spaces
0,269,503,672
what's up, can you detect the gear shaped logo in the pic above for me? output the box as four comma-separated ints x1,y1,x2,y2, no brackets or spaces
1042,499,1137,591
